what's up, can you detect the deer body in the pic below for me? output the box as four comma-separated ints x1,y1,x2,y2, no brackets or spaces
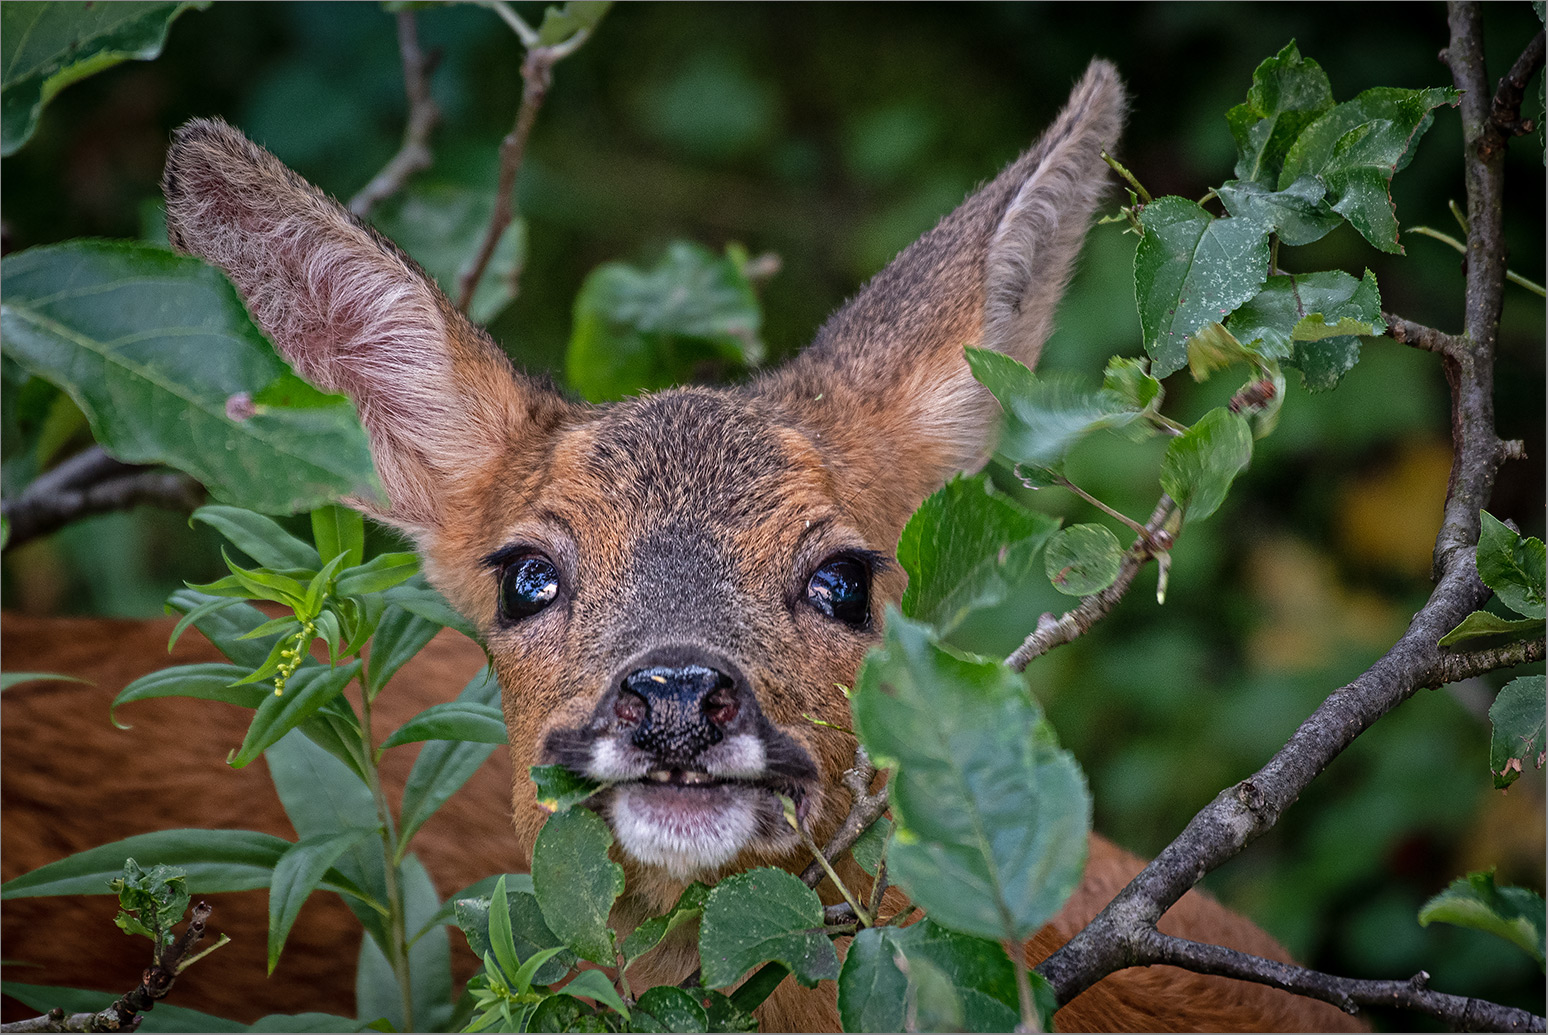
2,62,1362,1031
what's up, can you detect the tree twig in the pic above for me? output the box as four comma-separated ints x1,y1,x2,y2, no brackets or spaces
1425,637,1546,687
799,746,889,889
1135,931,1545,1033
1484,29,1546,152
1384,313,1465,356
1033,6,1540,1027
2,446,204,550
1005,497,1176,671
348,11,443,219
456,29,591,312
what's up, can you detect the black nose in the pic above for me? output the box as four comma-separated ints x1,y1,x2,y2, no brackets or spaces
618,664,740,764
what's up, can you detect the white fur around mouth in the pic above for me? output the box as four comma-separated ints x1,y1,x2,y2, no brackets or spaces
607,780,764,881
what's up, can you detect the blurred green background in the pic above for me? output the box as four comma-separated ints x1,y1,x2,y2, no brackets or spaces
2,2,1543,1028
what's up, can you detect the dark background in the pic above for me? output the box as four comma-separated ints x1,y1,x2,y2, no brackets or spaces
2,3,1543,1027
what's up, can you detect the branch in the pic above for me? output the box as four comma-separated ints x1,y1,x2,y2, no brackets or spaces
1425,637,1546,687
456,28,593,312
1035,6,1535,1025
1384,313,1464,357
2,447,204,550
0,902,219,1034
1484,29,1546,152
1005,497,1177,671
1134,931,1545,1033
348,11,443,219
799,746,889,889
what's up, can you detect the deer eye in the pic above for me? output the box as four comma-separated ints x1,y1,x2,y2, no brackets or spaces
806,556,871,627
499,556,560,621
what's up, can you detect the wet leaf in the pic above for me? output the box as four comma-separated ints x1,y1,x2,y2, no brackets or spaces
530,764,605,813
852,614,1089,944
1489,676,1546,791
1160,408,1254,523
1134,197,1271,377
1226,270,1383,390
699,867,839,989
1044,523,1123,596
1,242,379,514
632,986,708,1033
1226,41,1335,187
620,882,710,963
1419,870,1545,968
899,473,1060,634
532,807,624,965
1216,177,1341,247
1279,85,1460,253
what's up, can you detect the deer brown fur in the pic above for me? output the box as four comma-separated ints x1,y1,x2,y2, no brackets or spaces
2,61,1364,1031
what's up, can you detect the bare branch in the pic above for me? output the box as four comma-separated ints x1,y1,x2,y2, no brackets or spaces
1425,637,1546,687
349,11,443,219
800,745,889,889
1486,29,1546,148
1005,497,1176,671
456,29,593,313
1134,931,1545,1033
2,447,204,550
1384,313,1465,356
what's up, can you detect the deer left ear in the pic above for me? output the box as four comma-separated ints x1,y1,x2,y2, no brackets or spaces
163,118,576,540
757,60,1126,540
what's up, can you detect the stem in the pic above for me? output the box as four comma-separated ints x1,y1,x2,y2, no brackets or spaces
1408,225,1546,297
1055,476,1148,537
172,933,231,975
1100,149,1153,204
358,674,414,1032
1008,939,1042,1033
789,799,872,927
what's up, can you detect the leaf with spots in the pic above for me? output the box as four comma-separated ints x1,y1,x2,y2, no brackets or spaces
1488,676,1546,791
1226,41,1335,188
698,867,839,989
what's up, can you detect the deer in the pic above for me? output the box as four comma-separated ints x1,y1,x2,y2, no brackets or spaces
1,61,1365,1031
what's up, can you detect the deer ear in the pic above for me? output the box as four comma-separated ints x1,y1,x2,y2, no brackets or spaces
162,118,570,539
758,61,1126,538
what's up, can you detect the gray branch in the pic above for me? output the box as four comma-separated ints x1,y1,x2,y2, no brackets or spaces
2,446,204,550
348,11,442,219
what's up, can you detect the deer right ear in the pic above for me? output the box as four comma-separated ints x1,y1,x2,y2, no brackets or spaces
162,118,571,540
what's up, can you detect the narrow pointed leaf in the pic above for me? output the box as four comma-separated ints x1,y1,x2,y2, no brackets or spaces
230,660,360,768
398,670,502,848
191,505,321,570
268,828,374,973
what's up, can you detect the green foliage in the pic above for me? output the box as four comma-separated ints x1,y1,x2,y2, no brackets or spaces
370,184,525,324
0,242,379,514
1489,676,1546,791
1441,513,1547,656
699,867,840,990
1044,523,1123,596
1159,408,1254,523
566,241,765,402
1419,870,1547,969
853,613,1090,944
109,859,191,948
0,1,205,157
530,807,625,965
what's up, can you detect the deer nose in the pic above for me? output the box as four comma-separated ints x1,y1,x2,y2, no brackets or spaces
618,664,740,763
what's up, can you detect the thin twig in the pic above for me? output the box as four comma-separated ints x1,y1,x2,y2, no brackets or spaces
799,746,889,889
348,11,443,219
1405,226,1546,296
1005,497,1176,671
457,29,592,312
1425,637,1546,687
1136,931,1544,1033
1383,313,1465,357
2,447,204,550
1484,29,1546,151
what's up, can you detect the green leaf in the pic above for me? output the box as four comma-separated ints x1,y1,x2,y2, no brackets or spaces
1419,870,1546,968
454,880,575,988
701,991,759,1033
1477,512,1547,620
632,986,708,1033
1101,355,1164,415
851,613,1090,943
1160,408,1254,523
365,606,444,697
354,854,453,1033
560,968,631,1021
965,349,1139,476
1,2,203,157
1489,676,1546,790
3,829,298,898
699,867,840,989
525,994,591,1033
334,552,420,597
398,670,502,849
530,764,606,813
566,241,763,402
0,671,88,691
110,859,190,947
1044,523,1123,596
0,241,380,514
191,505,321,570
1226,40,1335,188
111,663,264,728
620,882,710,963
383,580,481,641
381,701,508,748
268,828,374,973
851,815,892,877
535,0,611,46
1279,86,1460,253
1438,611,1544,647
899,952,964,1033
1134,197,1271,377
311,504,364,569
1226,270,1384,391
531,807,624,964
165,591,284,669
368,183,525,324
230,660,361,768
1216,177,1341,247
898,473,1060,634
838,920,1023,1033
